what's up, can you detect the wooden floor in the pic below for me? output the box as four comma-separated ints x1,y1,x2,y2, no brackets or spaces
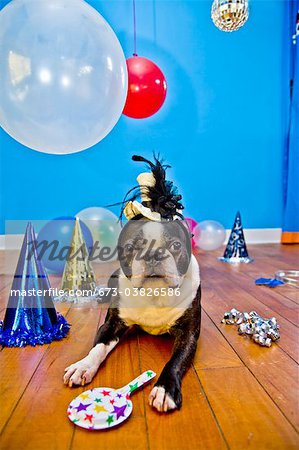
0,244,298,450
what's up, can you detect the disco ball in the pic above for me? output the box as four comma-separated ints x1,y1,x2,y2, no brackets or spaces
211,0,249,32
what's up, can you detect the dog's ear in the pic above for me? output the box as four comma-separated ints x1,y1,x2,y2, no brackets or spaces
176,220,192,275
117,221,134,276
117,216,145,248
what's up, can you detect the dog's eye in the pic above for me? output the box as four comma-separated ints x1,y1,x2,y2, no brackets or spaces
125,243,134,253
171,241,182,251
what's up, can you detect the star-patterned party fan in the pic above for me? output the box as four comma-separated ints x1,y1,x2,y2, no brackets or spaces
67,370,156,430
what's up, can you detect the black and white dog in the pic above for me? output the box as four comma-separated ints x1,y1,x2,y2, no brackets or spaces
64,156,201,413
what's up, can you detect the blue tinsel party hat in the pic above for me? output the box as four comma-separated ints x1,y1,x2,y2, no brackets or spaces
0,222,70,347
218,211,253,264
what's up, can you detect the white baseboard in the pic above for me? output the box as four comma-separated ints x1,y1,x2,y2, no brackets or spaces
226,228,282,245
0,228,282,250
0,234,24,250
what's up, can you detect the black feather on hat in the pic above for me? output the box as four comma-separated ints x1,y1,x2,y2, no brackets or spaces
122,155,185,221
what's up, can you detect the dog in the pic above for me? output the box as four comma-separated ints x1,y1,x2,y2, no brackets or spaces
63,156,201,412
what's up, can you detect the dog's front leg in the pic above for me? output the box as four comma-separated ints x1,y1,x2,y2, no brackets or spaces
64,309,128,387
149,328,199,412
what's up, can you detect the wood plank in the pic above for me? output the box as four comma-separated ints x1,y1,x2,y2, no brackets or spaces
201,254,299,326
202,287,299,429
201,265,299,362
257,243,299,265
0,274,14,312
138,331,228,450
0,303,70,432
233,249,299,305
83,328,145,418
0,281,11,313
193,310,244,370
71,320,156,450
250,243,298,266
199,366,299,449
71,418,148,450
0,276,11,291
235,244,299,304
71,329,148,450
0,250,19,275
0,245,298,449
198,245,299,305
0,304,101,450
236,261,299,312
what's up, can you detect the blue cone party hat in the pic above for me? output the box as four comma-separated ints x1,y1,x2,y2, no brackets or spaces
0,223,70,347
218,211,253,264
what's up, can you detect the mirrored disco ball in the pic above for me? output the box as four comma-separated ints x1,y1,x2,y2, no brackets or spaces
211,0,249,32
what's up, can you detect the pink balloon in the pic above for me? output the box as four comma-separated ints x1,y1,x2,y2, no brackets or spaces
185,217,197,232
185,217,199,250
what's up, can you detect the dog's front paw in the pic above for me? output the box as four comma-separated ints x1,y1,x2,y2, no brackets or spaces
149,378,182,413
63,355,99,387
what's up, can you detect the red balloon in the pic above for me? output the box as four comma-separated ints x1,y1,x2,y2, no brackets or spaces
123,56,167,119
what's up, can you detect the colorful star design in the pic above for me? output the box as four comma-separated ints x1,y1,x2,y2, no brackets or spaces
75,402,91,412
129,382,138,393
126,393,130,400
106,415,114,426
146,371,153,377
110,399,115,405
112,404,127,420
117,393,122,399
72,419,80,423
94,404,107,414
101,390,110,397
80,393,90,400
94,398,102,403
84,414,94,424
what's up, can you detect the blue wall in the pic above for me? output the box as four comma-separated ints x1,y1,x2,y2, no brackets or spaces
0,0,290,233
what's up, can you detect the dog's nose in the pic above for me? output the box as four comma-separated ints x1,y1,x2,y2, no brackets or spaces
146,250,162,267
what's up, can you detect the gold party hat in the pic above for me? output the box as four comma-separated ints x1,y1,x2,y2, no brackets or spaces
61,218,96,294
124,172,162,221
124,171,182,221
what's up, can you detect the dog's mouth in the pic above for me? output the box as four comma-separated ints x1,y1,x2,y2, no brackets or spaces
147,273,165,279
145,273,180,289
126,273,166,280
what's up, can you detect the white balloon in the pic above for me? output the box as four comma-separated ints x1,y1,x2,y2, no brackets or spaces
194,220,226,251
77,207,121,263
0,0,128,154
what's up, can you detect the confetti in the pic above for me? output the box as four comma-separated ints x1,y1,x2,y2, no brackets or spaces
222,308,280,347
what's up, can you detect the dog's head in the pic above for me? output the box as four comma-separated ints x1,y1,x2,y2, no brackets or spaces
118,218,192,289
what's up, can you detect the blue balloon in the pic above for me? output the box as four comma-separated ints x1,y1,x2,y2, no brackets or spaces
37,216,93,274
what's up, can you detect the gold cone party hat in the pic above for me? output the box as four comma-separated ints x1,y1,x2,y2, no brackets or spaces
60,218,96,299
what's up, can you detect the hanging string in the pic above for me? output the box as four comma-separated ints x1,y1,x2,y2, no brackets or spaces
133,0,137,56
152,0,157,46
